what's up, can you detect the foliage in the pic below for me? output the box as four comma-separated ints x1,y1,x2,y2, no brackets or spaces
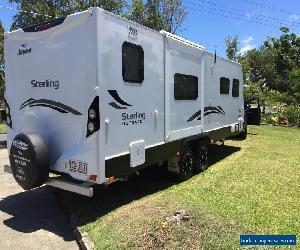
238,27,300,108
9,0,126,30
143,0,165,31
283,106,300,127
224,35,238,61
127,0,187,32
288,67,300,106
263,27,300,93
9,0,186,33
0,123,6,134
160,0,187,33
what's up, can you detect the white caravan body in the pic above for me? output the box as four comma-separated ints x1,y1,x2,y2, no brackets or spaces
4,8,244,195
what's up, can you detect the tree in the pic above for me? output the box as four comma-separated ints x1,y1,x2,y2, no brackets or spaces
10,0,186,34
127,0,187,33
225,35,238,61
288,67,300,106
9,0,126,30
160,0,187,33
0,21,4,106
143,0,165,31
127,0,145,25
262,27,300,93
236,27,300,107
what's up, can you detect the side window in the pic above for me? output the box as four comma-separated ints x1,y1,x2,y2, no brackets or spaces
174,73,198,100
232,79,239,97
220,77,230,94
122,41,144,83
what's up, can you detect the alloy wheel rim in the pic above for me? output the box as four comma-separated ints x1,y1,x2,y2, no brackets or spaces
181,152,193,176
200,146,208,166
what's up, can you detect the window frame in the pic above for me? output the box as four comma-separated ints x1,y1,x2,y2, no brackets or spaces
220,77,230,95
174,73,199,100
232,78,239,97
122,41,144,84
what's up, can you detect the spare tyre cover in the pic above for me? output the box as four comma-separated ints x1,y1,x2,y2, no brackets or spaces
9,133,50,190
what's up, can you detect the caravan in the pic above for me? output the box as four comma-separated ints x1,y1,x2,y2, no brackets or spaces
4,8,245,196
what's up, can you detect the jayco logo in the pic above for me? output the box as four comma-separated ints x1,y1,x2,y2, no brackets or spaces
17,43,32,56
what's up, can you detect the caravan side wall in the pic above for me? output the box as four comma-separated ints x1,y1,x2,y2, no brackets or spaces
203,52,244,135
98,11,165,159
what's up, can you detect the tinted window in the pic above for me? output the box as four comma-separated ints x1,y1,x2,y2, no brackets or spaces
232,79,239,97
174,73,198,100
220,77,230,94
122,42,144,83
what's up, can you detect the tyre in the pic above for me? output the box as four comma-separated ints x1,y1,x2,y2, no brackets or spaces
237,123,247,140
9,133,50,190
193,140,208,173
176,143,194,181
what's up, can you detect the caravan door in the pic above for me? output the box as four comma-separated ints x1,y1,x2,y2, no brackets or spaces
164,36,204,142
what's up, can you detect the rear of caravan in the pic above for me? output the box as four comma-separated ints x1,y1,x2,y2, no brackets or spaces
4,9,105,192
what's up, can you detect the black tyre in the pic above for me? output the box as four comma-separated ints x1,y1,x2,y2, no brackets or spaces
237,122,247,140
9,133,50,190
176,143,194,181
193,140,208,173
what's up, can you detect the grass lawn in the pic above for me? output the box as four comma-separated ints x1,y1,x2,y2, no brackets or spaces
0,123,6,134
67,125,299,249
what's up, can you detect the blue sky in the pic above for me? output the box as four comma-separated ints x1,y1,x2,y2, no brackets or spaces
1,0,300,57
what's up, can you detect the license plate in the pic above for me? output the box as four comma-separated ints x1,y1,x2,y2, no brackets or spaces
66,160,87,174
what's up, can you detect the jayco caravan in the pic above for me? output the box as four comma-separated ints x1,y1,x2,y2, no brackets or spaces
4,8,246,197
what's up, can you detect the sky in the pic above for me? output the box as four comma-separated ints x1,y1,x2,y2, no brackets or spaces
0,0,300,57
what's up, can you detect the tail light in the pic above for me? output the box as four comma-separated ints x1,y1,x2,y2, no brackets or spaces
5,99,12,129
86,96,100,137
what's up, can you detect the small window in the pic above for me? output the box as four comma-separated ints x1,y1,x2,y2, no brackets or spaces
122,41,144,83
232,79,239,97
220,77,230,94
174,73,198,100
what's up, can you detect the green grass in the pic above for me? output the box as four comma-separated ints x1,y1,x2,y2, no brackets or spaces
0,123,6,134
74,125,300,249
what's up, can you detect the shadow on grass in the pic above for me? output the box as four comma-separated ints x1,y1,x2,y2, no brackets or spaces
208,144,240,166
58,144,240,227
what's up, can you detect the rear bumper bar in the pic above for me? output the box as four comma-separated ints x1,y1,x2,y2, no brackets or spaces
4,165,94,197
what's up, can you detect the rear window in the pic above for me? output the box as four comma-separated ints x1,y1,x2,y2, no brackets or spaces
174,73,198,100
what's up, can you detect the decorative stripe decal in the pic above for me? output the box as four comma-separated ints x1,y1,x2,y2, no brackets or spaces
109,102,127,110
108,90,132,107
187,106,225,122
217,106,225,115
204,110,223,116
28,103,68,113
20,98,82,115
187,110,202,122
20,98,35,109
204,106,225,115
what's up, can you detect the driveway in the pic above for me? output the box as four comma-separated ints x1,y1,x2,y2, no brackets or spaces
0,148,78,250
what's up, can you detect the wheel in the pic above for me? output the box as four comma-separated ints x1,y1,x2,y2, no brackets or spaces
176,143,194,181
9,133,50,190
193,140,208,173
238,123,247,140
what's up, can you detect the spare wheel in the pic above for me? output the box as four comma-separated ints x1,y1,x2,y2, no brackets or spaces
9,133,50,190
